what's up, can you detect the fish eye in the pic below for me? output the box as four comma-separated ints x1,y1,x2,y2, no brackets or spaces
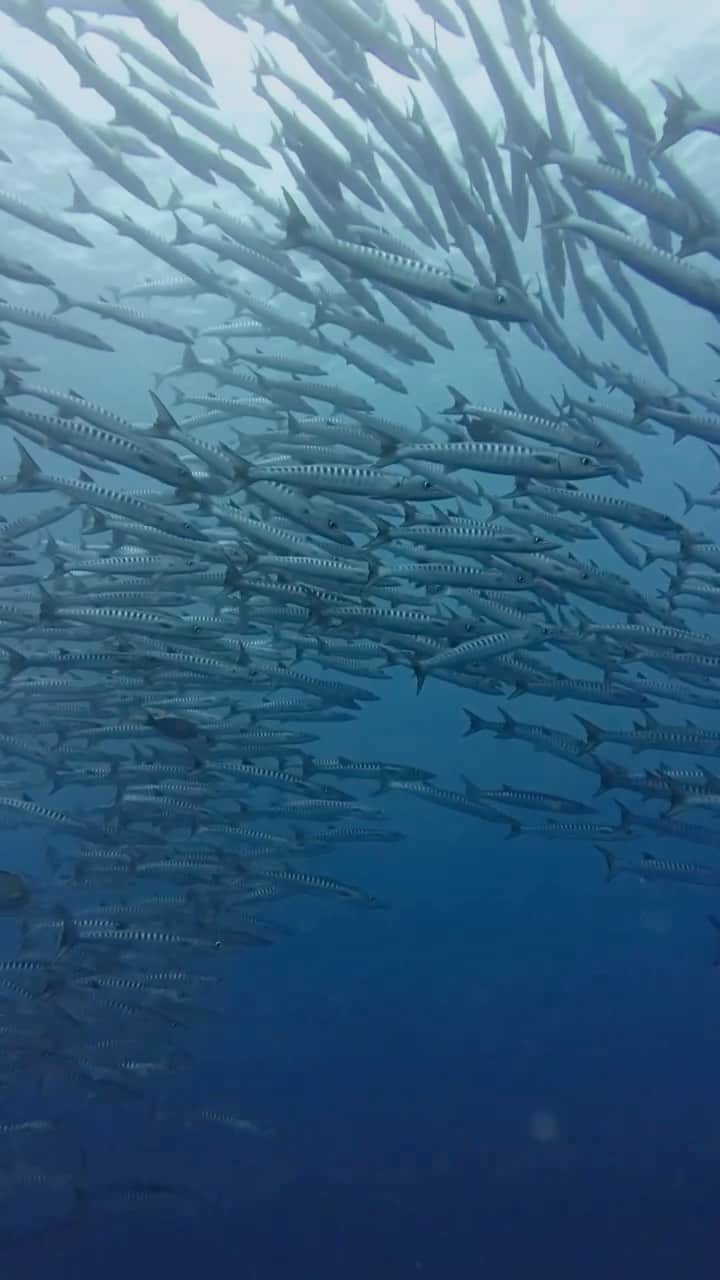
464,622,474,633
327,519,337,530
515,574,526,584
580,456,592,466
495,289,507,305
423,480,433,490
213,939,223,950
533,535,543,544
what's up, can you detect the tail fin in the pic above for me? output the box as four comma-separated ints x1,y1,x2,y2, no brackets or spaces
615,801,637,831
66,174,95,216
282,189,310,249
595,844,617,883
574,714,604,752
51,288,73,315
708,914,720,967
55,903,78,957
13,440,43,490
411,660,427,695
173,214,194,247
674,482,694,515
461,775,488,804
443,384,470,414
0,644,27,679
372,769,395,796
462,708,488,737
1,369,23,396
593,759,621,795
181,345,203,374
37,584,58,623
149,392,179,437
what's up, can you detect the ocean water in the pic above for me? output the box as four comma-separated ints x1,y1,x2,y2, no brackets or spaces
0,1,719,1277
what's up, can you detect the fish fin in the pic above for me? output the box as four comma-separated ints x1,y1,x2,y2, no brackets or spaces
149,392,179,437
593,759,621,795
595,844,617,883
442,384,470,414
462,708,487,737
282,189,310,249
37,584,57,622
173,214,194,247
614,801,636,830
0,644,27,679
411,660,426,694
497,709,516,737
49,291,70,318
508,680,528,700
1,369,22,396
573,714,603,751
708,915,720,967
673,482,694,515
13,440,43,490
461,775,485,803
66,174,95,216
181,345,203,374
55,903,78,957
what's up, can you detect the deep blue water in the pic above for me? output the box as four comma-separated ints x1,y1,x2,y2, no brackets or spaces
0,1,719,1275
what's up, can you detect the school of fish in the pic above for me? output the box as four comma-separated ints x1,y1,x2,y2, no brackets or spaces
0,0,718,1223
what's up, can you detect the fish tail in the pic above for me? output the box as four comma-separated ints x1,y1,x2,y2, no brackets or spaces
55,902,78,957
0,644,27,679
497,710,517,738
673,482,694,515
282,189,310,249
411,660,426,695
149,391,179,436
707,915,720,967
66,174,95,216
37,584,57,623
1,369,22,396
615,801,636,831
508,679,528,701
442,384,470,414
181,345,203,374
165,179,184,211
574,715,603,752
12,440,43,490
595,844,616,882
173,214,194,246
662,779,687,818
462,708,486,737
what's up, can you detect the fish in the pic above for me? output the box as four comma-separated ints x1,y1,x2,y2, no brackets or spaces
0,0,718,1216
600,848,720,890
283,192,532,322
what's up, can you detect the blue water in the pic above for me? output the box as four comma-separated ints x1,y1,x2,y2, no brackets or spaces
0,1,719,1275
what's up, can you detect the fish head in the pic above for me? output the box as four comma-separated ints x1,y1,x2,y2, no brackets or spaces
559,454,618,480
479,282,535,323
445,618,484,644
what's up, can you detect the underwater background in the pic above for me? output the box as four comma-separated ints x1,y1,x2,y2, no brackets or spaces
0,1,718,1276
